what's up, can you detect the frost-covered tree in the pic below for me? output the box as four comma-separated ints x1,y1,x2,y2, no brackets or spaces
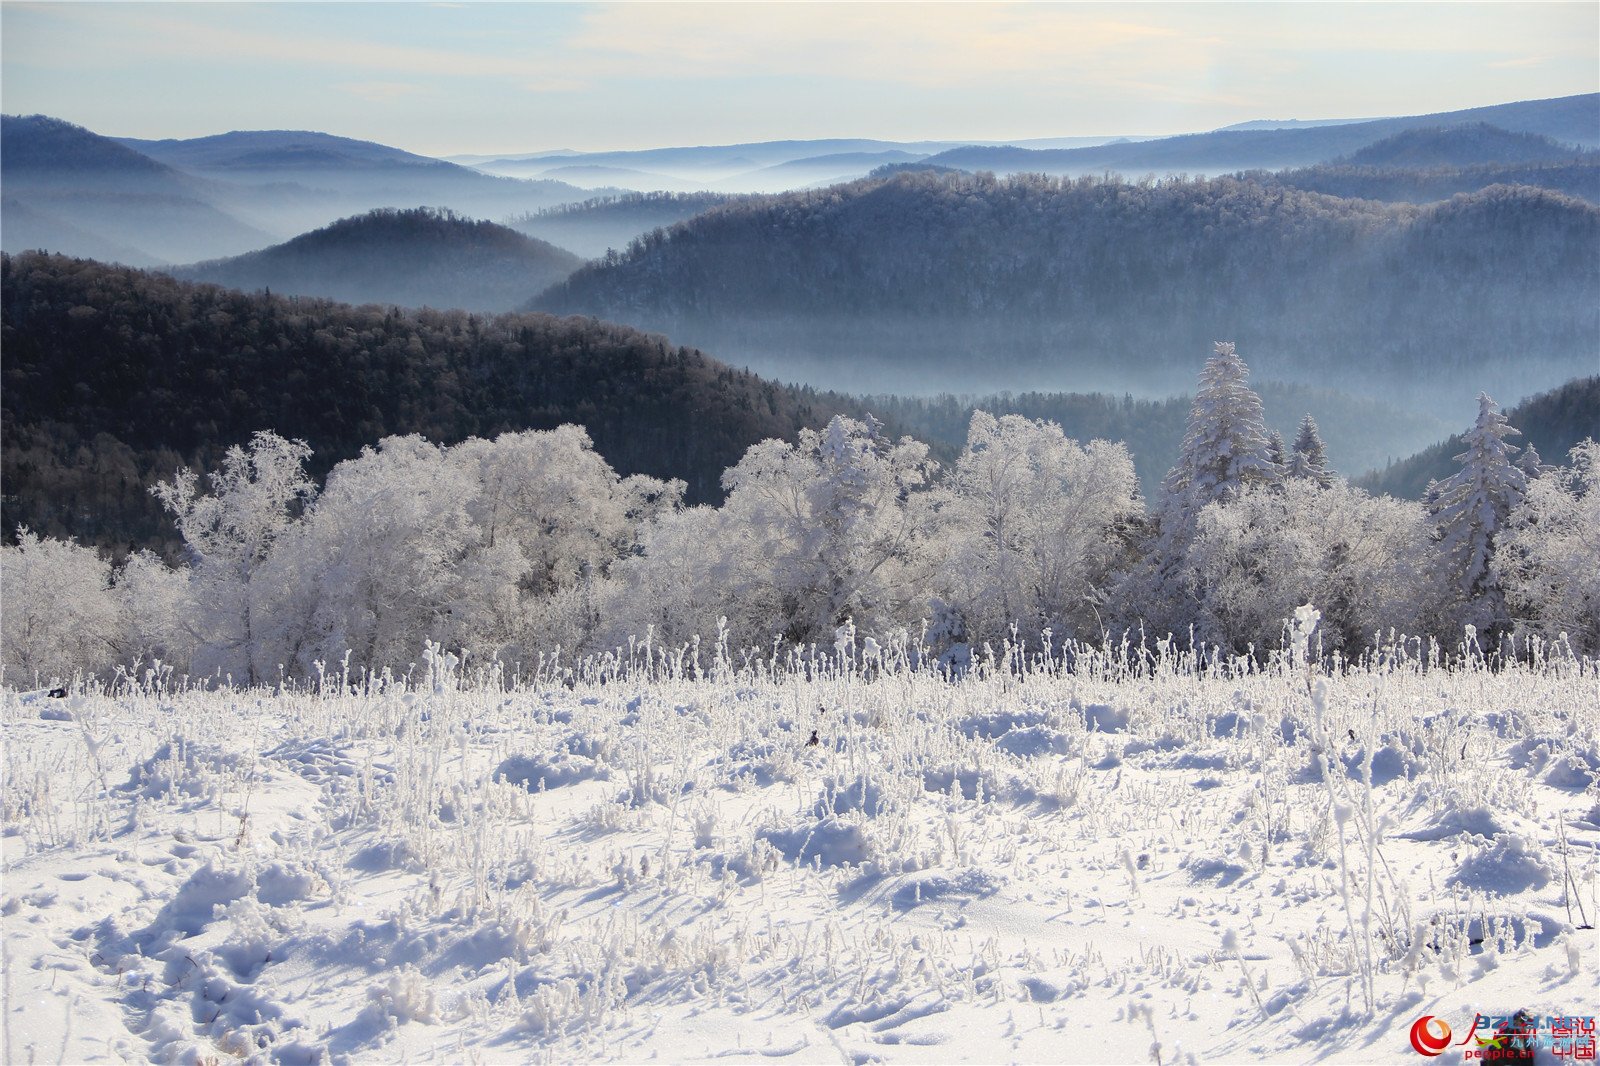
152,431,316,683
719,415,936,645
1289,414,1336,487
456,427,682,599
934,412,1141,646
1496,440,1600,654
116,550,193,675
248,428,683,677
255,436,488,677
1429,393,1527,631
600,506,736,651
1185,481,1445,654
0,530,124,682
1266,431,1289,488
1515,441,1548,482
1116,342,1278,638
1164,342,1279,510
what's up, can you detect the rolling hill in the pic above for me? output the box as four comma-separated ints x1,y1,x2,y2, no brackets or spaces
1,252,857,557
529,170,1599,417
172,208,584,313
1339,123,1594,168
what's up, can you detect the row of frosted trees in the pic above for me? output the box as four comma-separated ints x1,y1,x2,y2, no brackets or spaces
4,344,1596,684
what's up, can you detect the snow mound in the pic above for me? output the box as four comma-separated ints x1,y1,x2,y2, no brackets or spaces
1079,702,1131,733
1543,750,1599,791
960,706,1051,740
1185,856,1249,886
1400,803,1508,842
123,740,247,800
994,725,1072,758
493,752,605,791
1449,832,1553,894
759,816,871,867
814,774,890,818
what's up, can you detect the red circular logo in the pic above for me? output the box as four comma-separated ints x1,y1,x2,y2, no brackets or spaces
1411,1016,1452,1056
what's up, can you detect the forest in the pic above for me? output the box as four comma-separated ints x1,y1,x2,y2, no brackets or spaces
0,252,851,557
532,171,1600,408
5,339,1593,688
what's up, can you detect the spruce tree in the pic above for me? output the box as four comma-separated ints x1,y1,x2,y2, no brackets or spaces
1430,393,1528,631
1163,342,1278,507
1289,414,1335,488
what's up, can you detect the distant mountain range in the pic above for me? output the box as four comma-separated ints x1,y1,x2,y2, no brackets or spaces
530,170,1599,419
1,116,603,266
8,94,1595,269
171,207,582,313
461,136,1139,193
920,94,1599,176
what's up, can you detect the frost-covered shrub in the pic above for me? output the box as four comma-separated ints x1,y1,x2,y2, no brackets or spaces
1,529,123,681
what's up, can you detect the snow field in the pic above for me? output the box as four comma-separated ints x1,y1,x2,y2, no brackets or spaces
3,653,1597,1064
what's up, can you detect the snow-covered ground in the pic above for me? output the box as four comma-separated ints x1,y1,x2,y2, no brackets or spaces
3,652,1596,1064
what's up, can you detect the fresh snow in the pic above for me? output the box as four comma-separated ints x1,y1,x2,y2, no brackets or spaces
3,653,1596,1064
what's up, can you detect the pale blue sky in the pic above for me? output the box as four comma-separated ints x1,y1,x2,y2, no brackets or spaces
3,2,1595,155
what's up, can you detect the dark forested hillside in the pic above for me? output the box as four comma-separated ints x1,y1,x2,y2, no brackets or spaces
531,172,1600,413
506,192,742,259
1,253,853,557
1358,377,1600,499
1340,123,1592,168
173,208,584,313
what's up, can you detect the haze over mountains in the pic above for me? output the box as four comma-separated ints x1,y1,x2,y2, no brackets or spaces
458,94,1598,191
2,92,1594,486
531,171,1598,416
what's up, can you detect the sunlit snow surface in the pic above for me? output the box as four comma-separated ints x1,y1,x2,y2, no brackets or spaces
3,657,1596,1064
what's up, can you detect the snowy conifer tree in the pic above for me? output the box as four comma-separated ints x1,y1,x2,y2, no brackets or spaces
1430,393,1528,630
1516,441,1548,481
1266,431,1289,489
1289,414,1335,487
1114,343,1277,638
1162,342,1278,508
